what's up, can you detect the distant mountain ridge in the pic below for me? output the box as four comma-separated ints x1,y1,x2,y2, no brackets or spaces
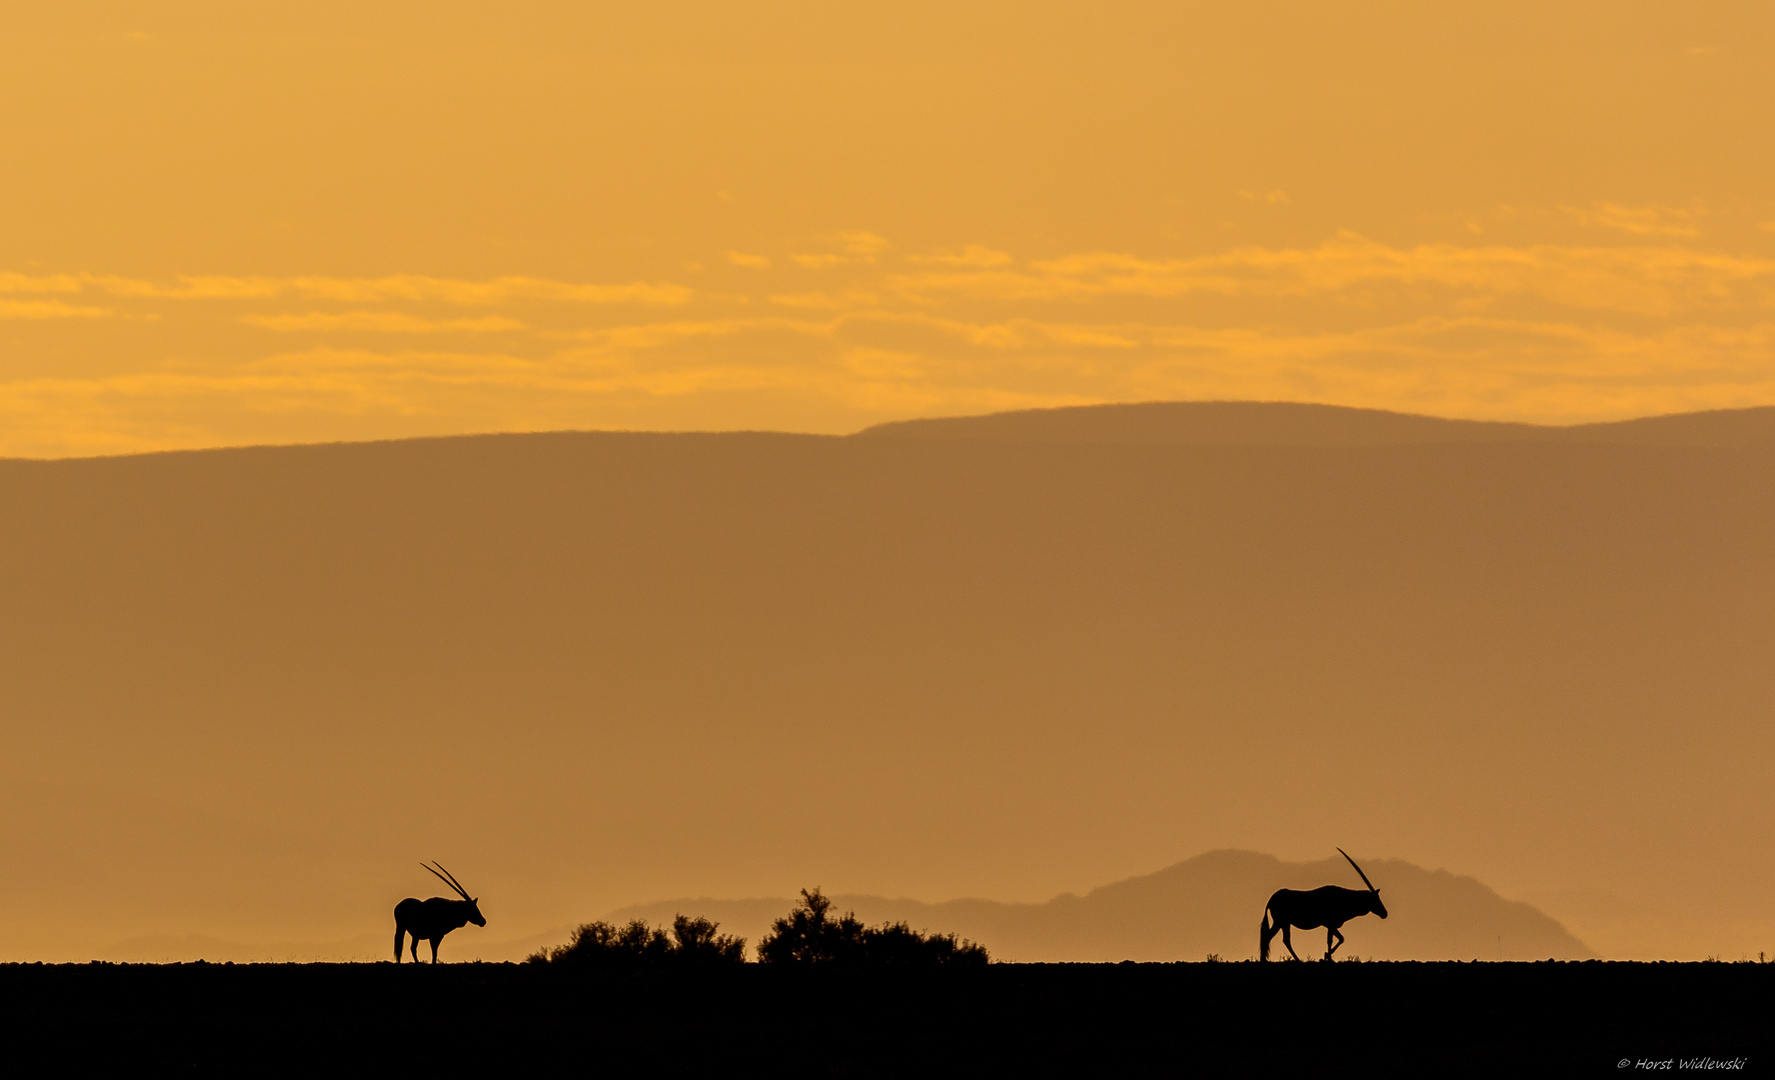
857,401,1775,448
608,850,1595,962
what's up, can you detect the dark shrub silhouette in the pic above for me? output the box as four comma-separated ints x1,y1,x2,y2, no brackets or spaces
757,888,989,966
528,914,745,969
666,914,750,966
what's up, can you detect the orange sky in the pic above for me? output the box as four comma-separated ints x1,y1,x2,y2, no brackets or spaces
3,1,1773,457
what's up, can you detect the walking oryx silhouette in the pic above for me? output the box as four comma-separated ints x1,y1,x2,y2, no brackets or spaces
1260,848,1387,961
394,862,486,963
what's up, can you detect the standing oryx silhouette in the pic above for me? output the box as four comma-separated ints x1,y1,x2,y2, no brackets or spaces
1260,849,1388,961
393,862,486,963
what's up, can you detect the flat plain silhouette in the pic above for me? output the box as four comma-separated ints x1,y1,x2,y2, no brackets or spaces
1260,849,1388,961
394,863,485,963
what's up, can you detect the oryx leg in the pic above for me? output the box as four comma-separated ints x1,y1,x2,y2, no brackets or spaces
1325,926,1344,961
1280,923,1302,961
429,937,442,964
410,935,422,963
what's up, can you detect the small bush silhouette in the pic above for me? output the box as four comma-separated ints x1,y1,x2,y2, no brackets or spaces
668,913,750,965
528,914,745,969
756,888,989,966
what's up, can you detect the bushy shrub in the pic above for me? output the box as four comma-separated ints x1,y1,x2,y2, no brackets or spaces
756,888,989,966
527,914,745,969
667,913,749,965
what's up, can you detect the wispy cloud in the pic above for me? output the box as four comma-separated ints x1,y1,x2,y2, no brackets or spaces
766,291,883,310
239,312,527,333
9,309,1770,455
0,273,85,295
837,232,889,257
788,231,893,270
788,254,853,270
0,299,115,320
72,274,694,306
888,234,1775,317
905,246,1015,268
6,228,1775,457
1563,202,1701,238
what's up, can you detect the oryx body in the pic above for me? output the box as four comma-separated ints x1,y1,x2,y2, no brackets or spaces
394,862,485,963
1260,849,1387,961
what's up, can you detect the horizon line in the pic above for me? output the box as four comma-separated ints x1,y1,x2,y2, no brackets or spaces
7,398,1775,465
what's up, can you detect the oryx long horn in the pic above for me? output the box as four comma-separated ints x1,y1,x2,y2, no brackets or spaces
440,864,475,901
423,862,471,901
431,861,472,900
1337,848,1378,893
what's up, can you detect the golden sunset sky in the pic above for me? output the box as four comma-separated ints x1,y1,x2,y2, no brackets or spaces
3,2,1773,457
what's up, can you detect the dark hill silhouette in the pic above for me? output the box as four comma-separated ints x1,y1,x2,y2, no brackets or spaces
608,851,1594,962
858,400,1775,447
1555,406,1775,447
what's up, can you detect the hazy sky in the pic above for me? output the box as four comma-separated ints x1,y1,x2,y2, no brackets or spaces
3,2,1773,457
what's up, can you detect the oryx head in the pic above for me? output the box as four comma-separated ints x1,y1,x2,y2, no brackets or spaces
424,861,486,926
1338,848,1387,919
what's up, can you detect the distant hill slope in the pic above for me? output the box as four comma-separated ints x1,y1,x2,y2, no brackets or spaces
609,850,1594,962
2,405,1772,960
857,401,1775,447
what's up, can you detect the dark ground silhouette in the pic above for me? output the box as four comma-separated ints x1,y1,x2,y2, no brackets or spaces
0,961,1762,1074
